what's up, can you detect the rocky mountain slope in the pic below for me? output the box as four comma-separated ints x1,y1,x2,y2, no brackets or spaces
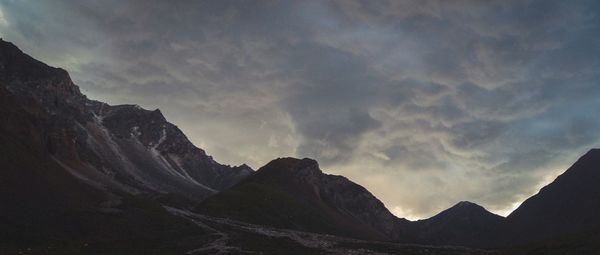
0,38,494,254
0,38,252,205
0,51,206,255
198,157,509,247
200,157,413,241
2,38,600,254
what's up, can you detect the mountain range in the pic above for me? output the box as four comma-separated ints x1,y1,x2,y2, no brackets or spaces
1,39,599,254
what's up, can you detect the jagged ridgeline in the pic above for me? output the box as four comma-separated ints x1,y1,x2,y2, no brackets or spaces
0,38,251,254
1,39,600,254
0,38,252,202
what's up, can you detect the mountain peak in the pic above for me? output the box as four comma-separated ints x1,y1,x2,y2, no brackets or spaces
261,157,321,174
0,38,81,104
414,200,504,247
547,148,600,180
452,201,484,210
581,148,600,161
0,38,21,52
586,148,600,153
201,156,405,241
234,163,254,171
427,201,501,223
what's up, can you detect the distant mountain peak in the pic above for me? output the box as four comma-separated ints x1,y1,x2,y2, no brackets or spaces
234,163,253,172
452,201,485,210
429,201,500,222
413,201,504,247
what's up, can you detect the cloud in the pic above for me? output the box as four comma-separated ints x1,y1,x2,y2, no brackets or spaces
1,0,600,219
0,7,7,27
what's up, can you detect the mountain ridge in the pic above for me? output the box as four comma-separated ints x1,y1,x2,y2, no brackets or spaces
2,38,600,254
0,37,252,205
200,157,412,241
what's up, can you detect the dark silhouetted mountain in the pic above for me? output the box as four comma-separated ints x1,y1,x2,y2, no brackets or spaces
412,201,504,247
200,157,412,241
505,149,600,245
412,149,600,249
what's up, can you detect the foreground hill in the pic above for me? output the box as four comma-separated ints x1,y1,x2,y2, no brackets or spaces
200,157,412,241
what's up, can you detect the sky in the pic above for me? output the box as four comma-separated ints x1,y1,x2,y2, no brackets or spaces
1,0,599,220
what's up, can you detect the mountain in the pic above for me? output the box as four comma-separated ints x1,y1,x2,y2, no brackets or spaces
0,38,251,204
199,157,413,241
0,38,251,253
200,149,600,249
505,149,600,245
412,149,600,249
199,158,509,247
412,201,504,247
0,37,483,254
2,38,600,254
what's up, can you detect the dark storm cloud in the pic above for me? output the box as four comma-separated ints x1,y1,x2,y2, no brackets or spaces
279,42,383,163
1,0,600,219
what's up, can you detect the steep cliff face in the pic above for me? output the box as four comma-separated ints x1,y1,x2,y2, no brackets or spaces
0,38,252,207
99,105,253,190
200,157,411,241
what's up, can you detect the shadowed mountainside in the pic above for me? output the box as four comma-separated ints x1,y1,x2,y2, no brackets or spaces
504,149,600,245
411,201,504,247
200,157,413,241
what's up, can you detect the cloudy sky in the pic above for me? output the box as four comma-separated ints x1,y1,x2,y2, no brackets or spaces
1,0,599,219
